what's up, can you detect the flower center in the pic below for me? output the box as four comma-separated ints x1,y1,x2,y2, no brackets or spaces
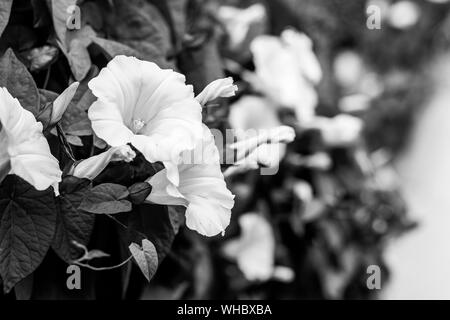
132,119,145,134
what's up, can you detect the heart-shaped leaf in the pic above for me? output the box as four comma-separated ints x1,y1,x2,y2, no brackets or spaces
52,176,95,263
128,182,152,205
0,48,40,115
79,183,132,214
0,175,57,293
0,0,13,38
129,239,158,282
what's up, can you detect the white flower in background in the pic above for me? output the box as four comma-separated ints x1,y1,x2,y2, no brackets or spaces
250,29,322,123
312,114,364,147
292,180,313,203
334,50,382,112
225,96,295,176
223,213,294,282
281,29,322,85
218,4,267,54
146,125,235,237
333,50,364,92
88,55,203,187
50,81,79,125
388,1,420,30
195,77,238,106
0,87,61,194
229,126,295,168
70,145,136,180
223,213,275,281
338,94,371,113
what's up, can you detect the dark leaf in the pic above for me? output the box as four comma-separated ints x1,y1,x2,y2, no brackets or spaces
0,175,57,293
14,274,34,300
61,66,98,127
66,26,96,81
0,0,13,38
52,176,95,263
125,203,183,263
100,0,172,66
50,0,78,50
94,149,164,188
79,183,132,214
51,0,95,80
128,182,152,205
31,0,51,28
90,37,140,60
0,48,40,115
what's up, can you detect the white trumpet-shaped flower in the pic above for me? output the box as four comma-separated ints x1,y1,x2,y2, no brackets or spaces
195,77,238,106
250,30,322,123
88,55,203,187
0,87,61,193
146,125,235,237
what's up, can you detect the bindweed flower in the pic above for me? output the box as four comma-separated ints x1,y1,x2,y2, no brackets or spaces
250,30,322,123
195,77,238,106
388,1,420,30
222,213,276,282
229,126,295,168
146,125,235,237
218,4,267,59
70,145,136,180
226,96,295,176
88,55,203,187
0,87,61,194
312,114,364,147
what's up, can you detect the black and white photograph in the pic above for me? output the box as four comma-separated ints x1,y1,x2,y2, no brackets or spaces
0,0,450,306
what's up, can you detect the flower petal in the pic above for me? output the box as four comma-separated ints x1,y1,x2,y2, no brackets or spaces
0,87,61,193
147,126,235,237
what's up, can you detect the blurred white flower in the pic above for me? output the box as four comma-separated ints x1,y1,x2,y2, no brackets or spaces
51,81,79,124
250,30,322,123
218,4,267,55
71,145,136,180
338,94,371,113
293,179,313,203
195,77,238,106
388,1,420,30
287,152,332,171
225,96,295,176
88,55,203,187
228,96,279,133
313,114,364,147
222,213,275,282
334,50,383,98
146,125,235,237
230,126,295,168
334,50,364,91
0,87,61,194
